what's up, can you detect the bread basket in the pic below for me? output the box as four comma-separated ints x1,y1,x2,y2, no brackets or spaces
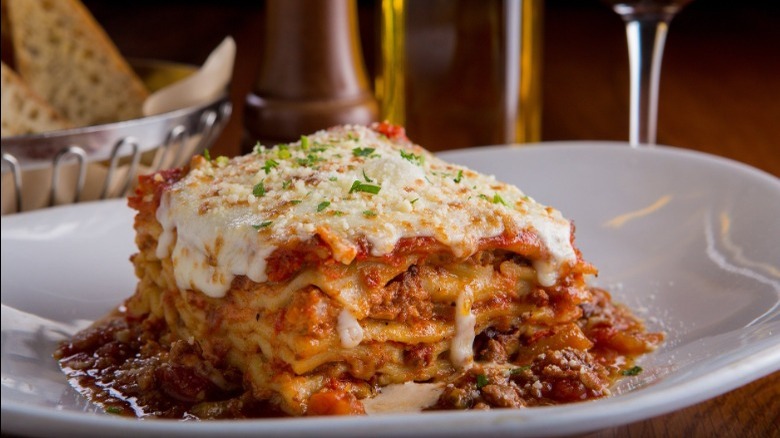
1,60,232,215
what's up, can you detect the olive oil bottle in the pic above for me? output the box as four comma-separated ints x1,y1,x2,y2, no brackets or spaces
376,0,542,150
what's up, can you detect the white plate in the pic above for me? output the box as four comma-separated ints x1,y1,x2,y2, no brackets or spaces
2,141,779,437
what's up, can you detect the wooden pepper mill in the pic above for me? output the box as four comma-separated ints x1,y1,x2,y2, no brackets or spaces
244,0,379,147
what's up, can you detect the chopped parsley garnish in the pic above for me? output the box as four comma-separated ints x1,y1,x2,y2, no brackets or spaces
105,406,123,414
352,147,375,157
203,149,211,161
262,159,279,174
492,193,509,206
317,201,331,212
252,180,266,197
215,156,229,166
297,154,322,167
410,198,419,204
621,366,643,376
329,176,339,182
363,210,377,217
400,149,424,166
362,169,373,182
300,135,310,150
310,144,329,153
276,144,291,159
252,221,273,230
454,169,463,183
253,142,265,154
282,180,292,190
509,365,531,375
478,193,509,206
476,374,489,389
290,200,302,205
349,180,381,195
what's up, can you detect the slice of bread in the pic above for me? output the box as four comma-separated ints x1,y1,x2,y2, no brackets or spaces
6,0,149,127
1,0,15,68
1,61,72,137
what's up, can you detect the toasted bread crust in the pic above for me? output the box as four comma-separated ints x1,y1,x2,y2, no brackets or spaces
1,61,71,136
6,0,148,127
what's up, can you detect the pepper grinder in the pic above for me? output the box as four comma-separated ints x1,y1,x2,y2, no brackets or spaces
244,0,379,147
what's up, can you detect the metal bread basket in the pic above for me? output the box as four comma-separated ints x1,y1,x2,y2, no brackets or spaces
1,60,232,214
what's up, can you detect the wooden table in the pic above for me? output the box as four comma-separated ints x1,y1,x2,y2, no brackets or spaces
77,1,780,436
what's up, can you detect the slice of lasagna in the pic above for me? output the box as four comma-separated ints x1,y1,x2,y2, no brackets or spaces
55,123,662,418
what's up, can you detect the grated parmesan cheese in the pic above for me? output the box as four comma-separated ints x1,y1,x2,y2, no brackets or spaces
156,125,577,298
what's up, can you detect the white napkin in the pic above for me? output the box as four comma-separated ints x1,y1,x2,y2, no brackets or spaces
142,36,236,116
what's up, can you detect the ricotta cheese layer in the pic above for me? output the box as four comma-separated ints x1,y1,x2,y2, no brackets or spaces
156,125,577,298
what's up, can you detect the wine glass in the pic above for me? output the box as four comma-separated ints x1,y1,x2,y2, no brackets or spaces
606,0,694,147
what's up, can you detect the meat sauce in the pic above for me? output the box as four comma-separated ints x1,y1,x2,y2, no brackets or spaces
54,310,284,419
54,289,660,418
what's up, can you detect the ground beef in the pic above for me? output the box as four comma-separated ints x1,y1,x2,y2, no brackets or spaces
54,312,261,419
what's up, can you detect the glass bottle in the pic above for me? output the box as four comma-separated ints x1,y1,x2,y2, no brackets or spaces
376,0,542,151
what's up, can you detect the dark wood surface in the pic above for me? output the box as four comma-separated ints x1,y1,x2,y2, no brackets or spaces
49,0,780,436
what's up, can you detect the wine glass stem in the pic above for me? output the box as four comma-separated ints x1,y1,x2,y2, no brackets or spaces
624,17,670,147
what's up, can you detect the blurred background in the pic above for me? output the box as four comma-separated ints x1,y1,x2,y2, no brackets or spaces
76,0,780,176
0,1,777,433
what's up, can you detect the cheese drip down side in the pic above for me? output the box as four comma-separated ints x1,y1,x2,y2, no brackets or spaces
154,125,578,298
337,308,364,348
450,284,477,369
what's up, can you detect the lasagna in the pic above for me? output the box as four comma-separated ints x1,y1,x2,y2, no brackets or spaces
55,123,662,418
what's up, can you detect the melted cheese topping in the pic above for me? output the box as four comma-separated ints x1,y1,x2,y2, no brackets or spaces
156,125,577,297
